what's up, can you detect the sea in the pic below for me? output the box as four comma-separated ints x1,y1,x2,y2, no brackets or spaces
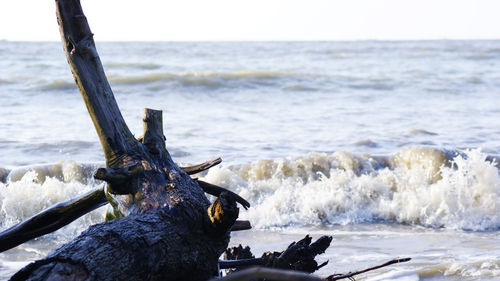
1,40,500,280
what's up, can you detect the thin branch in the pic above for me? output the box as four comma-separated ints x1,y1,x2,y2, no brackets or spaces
219,258,264,269
211,267,324,281
326,258,412,281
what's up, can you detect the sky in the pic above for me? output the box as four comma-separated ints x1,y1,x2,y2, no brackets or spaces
0,0,499,41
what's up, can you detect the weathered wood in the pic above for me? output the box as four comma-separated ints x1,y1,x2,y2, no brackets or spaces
138,108,171,161
56,0,140,168
221,235,332,273
198,179,250,209
259,235,332,273
94,162,145,195
10,207,229,281
231,220,252,231
0,188,107,253
11,0,239,280
205,192,239,237
181,157,222,175
219,258,264,269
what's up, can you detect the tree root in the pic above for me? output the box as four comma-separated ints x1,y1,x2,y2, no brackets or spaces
219,237,411,281
220,235,331,273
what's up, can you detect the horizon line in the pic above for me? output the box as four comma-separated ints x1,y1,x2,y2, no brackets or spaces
2,38,500,43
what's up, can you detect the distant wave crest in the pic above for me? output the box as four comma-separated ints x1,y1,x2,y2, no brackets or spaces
107,71,315,89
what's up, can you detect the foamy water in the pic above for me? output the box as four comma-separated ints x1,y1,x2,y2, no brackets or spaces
1,41,500,280
200,148,500,231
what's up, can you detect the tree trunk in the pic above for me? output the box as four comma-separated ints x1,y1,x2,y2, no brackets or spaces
11,208,229,281
10,0,240,280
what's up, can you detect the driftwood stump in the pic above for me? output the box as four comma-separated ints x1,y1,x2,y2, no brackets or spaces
9,0,240,280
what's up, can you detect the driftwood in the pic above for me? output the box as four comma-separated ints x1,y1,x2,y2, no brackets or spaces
7,0,241,280
221,235,331,272
1,1,412,280
213,258,412,281
219,239,411,281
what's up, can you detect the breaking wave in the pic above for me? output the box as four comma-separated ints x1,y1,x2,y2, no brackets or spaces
1,147,499,233
199,147,500,231
0,161,105,239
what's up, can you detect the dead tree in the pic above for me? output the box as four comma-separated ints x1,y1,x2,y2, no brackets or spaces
0,1,414,280
7,0,245,280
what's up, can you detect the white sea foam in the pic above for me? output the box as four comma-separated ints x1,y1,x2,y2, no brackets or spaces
0,168,106,239
444,261,500,278
1,147,499,235
419,260,500,279
201,148,500,231
367,270,419,281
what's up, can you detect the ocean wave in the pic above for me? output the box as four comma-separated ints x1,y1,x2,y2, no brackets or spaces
353,139,379,147
1,148,499,232
38,80,76,91
283,85,319,92
199,148,500,231
5,161,99,184
419,260,500,279
406,129,438,136
464,54,499,61
105,62,162,70
26,70,318,91
348,82,395,91
0,168,106,238
105,71,405,92
107,71,324,88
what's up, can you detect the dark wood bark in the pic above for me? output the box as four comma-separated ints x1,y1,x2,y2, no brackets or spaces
221,235,332,273
11,0,239,280
11,206,229,281
231,220,252,231
55,0,139,168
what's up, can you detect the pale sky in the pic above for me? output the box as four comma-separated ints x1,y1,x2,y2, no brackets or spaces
0,0,499,41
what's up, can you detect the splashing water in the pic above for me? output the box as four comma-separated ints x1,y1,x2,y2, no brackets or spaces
200,148,500,231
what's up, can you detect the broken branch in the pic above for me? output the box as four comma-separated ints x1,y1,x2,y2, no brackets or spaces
181,157,222,175
205,192,239,237
197,180,250,209
326,258,412,281
231,220,252,231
